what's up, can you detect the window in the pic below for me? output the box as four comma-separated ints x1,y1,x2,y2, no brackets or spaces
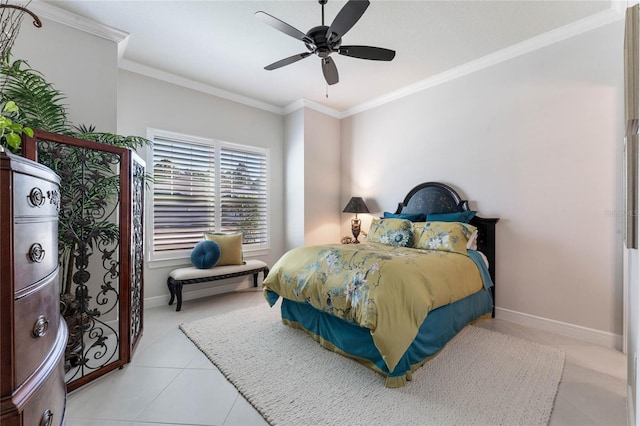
149,129,269,261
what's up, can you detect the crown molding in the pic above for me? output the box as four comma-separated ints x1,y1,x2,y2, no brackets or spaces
28,1,129,58
283,99,341,118
121,62,343,119
341,6,624,118
27,1,288,116
282,99,304,115
119,59,284,115
29,1,624,120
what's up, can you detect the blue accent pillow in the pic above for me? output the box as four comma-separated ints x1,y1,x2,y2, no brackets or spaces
383,211,426,222
427,211,476,223
190,240,221,269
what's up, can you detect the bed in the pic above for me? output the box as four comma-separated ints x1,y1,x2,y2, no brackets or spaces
263,182,499,387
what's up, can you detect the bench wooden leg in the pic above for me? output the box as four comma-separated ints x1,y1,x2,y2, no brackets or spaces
252,267,270,287
167,277,184,311
167,278,175,305
175,282,183,311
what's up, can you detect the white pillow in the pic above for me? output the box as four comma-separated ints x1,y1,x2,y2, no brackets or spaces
478,251,489,269
465,230,489,268
466,229,478,250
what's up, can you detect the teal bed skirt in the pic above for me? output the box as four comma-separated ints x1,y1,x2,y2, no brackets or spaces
275,286,493,387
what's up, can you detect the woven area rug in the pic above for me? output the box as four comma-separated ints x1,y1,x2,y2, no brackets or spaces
180,303,565,426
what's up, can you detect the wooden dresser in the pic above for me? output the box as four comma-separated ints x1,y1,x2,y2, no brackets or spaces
0,150,67,426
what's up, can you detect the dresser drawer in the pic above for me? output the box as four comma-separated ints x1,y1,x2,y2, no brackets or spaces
21,351,66,426
14,274,61,387
13,171,60,218
13,220,58,291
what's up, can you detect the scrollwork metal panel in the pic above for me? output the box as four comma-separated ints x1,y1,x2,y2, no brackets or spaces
24,131,144,392
130,154,145,353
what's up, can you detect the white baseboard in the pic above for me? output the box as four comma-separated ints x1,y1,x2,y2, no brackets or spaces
629,384,636,426
144,277,258,310
495,307,623,350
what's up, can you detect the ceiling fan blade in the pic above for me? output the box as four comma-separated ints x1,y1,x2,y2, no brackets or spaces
322,57,339,86
326,0,370,42
338,45,396,61
255,11,311,43
265,52,312,70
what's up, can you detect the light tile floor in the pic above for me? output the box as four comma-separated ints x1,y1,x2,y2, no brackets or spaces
65,289,628,426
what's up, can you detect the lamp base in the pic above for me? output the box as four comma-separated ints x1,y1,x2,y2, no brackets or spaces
351,218,361,244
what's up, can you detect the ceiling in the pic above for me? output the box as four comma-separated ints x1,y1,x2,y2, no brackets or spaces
36,0,616,114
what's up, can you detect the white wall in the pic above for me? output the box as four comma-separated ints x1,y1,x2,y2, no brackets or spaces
341,21,625,338
284,107,341,249
11,16,118,132
284,109,305,250
117,70,285,304
303,108,341,245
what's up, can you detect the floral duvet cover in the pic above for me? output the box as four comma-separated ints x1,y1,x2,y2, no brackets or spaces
263,242,485,372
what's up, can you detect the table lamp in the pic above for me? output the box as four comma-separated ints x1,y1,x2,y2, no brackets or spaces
342,197,369,243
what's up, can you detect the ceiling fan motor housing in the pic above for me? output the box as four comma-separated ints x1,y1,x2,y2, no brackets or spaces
306,25,341,58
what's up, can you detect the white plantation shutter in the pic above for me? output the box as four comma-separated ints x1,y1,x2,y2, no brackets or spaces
150,130,269,257
153,137,216,252
220,145,268,245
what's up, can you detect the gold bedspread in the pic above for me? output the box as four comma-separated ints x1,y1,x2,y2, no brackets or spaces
263,242,484,371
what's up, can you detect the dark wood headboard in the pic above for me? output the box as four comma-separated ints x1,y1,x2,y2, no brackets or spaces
393,182,499,312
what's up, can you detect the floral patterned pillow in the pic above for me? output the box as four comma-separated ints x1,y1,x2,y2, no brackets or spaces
413,221,477,255
367,218,414,247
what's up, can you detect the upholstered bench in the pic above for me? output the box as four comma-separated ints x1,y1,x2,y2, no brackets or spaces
167,259,269,311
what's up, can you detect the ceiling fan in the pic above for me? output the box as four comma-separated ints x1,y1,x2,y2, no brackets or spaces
255,0,395,86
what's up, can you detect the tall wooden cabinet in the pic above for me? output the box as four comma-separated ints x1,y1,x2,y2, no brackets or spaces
0,150,67,425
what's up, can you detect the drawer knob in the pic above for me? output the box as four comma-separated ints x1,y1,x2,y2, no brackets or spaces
40,409,53,426
32,315,49,338
28,243,45,263
28,187,45,207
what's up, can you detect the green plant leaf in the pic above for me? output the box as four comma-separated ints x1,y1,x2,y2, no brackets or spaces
5,133,20,149
3,100,18,113
7,123,23,132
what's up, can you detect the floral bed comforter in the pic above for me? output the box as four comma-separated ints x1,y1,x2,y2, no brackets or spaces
263,242,484,372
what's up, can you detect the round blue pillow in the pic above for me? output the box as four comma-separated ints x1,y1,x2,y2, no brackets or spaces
190,240,221,269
